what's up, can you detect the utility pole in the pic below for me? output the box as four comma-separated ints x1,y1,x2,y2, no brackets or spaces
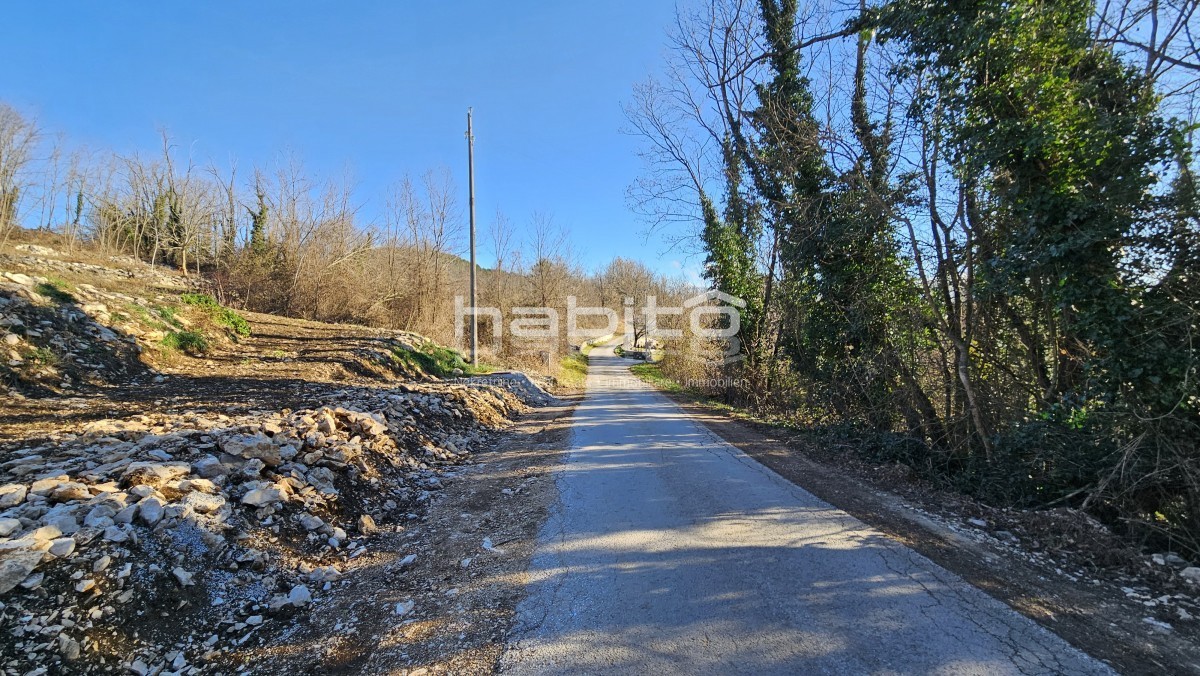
466,108,478,366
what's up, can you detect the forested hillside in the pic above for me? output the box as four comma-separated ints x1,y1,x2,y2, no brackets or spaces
629,0,1200,555
0,107,693,380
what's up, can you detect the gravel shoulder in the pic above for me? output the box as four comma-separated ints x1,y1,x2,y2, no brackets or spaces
242,396,578,674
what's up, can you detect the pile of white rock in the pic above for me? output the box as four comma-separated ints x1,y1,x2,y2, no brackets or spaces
1,270,146,393
5,245,203,290
0,382,525,673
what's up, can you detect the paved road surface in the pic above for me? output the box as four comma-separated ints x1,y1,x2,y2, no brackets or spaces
499,347,1112,675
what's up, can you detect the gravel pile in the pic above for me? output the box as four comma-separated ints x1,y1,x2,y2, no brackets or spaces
0,382,526,674
3,246,202,290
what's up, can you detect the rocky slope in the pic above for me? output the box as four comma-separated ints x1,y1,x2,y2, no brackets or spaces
0,240,560,674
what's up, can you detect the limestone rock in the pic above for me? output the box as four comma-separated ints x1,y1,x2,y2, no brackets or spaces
223,434,283,467
358,514,378,535
0,484,27,508
48,537,76,557
180,492,225,514
241,486,284,507
172,566,194,586
123,462,191,489
84,504,116,529
30,476,68,496
30,524,63,543
58,634,81,660
192,455,226,479
50,482,91,503
0,547,44,594
137,496,165,526
287,584,312,606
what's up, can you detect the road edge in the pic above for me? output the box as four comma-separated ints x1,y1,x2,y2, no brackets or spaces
651,385,1197,676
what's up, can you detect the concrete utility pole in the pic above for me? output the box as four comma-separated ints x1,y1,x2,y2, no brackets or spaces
466,108,478,366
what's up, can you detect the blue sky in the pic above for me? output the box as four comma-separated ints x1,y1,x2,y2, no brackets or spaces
2,1,701,278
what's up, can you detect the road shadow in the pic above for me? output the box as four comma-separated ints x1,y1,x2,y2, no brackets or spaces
494,354,1110,675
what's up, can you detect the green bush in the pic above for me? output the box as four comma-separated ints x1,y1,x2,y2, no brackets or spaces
391,342,484,378
181,293,250,338
214,307,251,337
162,330,209,355
180,292,219,309
154,305,183,329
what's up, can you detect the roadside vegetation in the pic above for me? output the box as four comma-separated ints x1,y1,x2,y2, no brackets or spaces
390,340,489,379
558,351,588,389
629,0,1200,556
629,363,680,393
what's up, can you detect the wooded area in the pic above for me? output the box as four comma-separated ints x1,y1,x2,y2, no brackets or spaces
0,108,690,374
629,0,1200,554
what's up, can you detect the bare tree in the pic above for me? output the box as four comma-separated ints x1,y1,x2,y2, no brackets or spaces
1093,0,1200,121
0,104,40,241
526,211,573,308
604,257,657,346
485,208,520,341
208,160,241,265
381,169,462,337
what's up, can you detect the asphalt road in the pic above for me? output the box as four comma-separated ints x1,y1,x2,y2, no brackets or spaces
499,347,1113,675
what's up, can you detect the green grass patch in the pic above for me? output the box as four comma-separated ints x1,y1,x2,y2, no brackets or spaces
391,341,488,378
559,351,588,388
28,346,60,366
161,330,209,355
630,363,744,416
123,303,167,330
181,293,251,338
629,362,684,393
123,302,184,335
35,278,75,303
123,303,153,323
154,304,184,329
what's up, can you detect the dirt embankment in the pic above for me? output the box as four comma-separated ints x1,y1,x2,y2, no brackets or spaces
0,242,576,674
